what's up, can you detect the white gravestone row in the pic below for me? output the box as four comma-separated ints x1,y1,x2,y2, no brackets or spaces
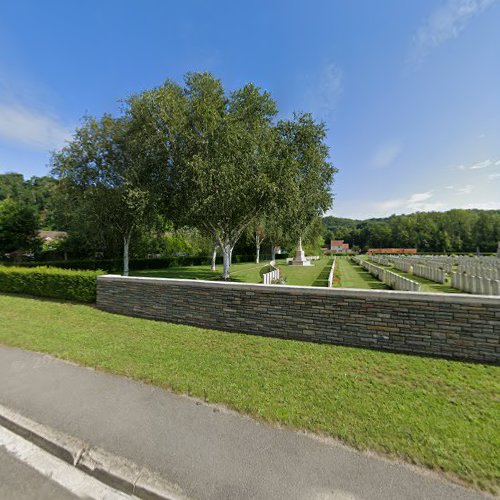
370,255,445,284
451,272,500,295
262,267,280,285
411,263,446,284
327,256,337,288
456,265,500,281
354,257,420,292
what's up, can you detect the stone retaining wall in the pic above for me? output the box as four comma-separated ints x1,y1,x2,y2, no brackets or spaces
97,275,500,364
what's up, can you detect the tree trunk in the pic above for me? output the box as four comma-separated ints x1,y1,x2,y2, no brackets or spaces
222,240,233,280
123,233,131,276
211,241,217,271
271,241,276,262
255,234,261,264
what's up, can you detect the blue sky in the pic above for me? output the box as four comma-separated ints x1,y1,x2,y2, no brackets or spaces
1,0,499,219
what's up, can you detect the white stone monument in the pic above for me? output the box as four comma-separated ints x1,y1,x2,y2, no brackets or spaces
290,238,311,266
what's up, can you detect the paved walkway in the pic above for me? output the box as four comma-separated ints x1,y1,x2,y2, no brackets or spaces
0,346,488,500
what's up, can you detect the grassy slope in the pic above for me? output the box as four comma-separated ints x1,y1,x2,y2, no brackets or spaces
0,294,498,493
131,257,333,287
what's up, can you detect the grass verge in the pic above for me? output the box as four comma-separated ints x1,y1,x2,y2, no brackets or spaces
0,294,498,493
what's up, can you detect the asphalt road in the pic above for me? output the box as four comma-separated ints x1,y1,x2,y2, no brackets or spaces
0,346,490,500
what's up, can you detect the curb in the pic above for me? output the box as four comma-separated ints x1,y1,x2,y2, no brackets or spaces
0,403,187,500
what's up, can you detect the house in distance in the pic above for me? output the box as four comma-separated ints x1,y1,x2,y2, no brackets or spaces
326,240,350,253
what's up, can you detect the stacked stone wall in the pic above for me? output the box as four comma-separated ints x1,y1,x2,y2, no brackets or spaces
97,276,500,363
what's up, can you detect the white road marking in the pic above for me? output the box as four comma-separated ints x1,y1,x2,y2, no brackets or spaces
0,426,132,499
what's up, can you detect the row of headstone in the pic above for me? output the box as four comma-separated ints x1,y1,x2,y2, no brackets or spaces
354,258,421,292
369,255,391,266
451,272,500,295
327,256,337,288
393,259,413,274
412,263,446,284
262,267,280,285
456,265,500,280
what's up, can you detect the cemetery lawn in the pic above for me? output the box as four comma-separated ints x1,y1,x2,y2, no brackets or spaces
333,256,389,289
1,294,499,494
131,257,333,287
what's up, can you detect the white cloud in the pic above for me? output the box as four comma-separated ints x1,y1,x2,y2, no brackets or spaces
456,158,500,170
445,185,455,189
408,191,433,203
456,184,474,194
0,102,72,150
374,191,441,213
488,173,500,180
411,0,498,65
304,63,343,118
371,142,401,168
470,159,493,169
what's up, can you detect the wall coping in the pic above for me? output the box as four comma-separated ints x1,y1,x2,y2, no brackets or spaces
97,275,500,306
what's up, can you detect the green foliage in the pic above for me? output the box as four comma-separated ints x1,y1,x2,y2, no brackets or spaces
0,173,60,229
324,209,500,252
51,114,162,275
128,72,335,279
0,266,102,302
0,198,39,254
259,264,274,278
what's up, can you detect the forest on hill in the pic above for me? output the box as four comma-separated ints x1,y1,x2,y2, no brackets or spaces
2,172,500,257
323,210,500,253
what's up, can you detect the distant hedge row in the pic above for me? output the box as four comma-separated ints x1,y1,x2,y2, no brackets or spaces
0,266,103,302
0,254,262,272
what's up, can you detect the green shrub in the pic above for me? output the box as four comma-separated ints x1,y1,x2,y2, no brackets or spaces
0,266,103,302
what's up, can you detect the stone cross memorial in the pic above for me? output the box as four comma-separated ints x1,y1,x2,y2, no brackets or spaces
290,238,311,266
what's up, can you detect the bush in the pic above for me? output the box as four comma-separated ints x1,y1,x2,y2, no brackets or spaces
0,266,103,302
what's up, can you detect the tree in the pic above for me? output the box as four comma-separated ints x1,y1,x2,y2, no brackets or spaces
272,113,336,252
253,219,267,264
0,198,38,255
129,73,280,279
52,114,159,275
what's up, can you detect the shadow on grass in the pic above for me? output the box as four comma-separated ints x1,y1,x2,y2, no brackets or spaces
312,259,333,287
348,262,389,289
131,266,249,282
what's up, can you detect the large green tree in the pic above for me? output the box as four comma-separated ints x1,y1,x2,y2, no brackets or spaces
52,114,160,275
129,73,336,278
128,73,275,278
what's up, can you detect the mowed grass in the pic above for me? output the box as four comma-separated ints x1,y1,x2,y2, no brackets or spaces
1,294,499,493
333,256,389,289
131,257,333,287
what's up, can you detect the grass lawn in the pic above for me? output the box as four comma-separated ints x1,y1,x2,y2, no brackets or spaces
131,257,333,287
333,256,389,289
1,293,498,493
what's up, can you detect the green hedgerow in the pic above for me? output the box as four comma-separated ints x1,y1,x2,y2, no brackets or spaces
0,266,103,303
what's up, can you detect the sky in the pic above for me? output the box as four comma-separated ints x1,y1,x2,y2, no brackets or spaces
0,0,499,219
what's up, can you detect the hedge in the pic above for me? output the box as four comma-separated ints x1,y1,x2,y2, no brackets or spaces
0,266,103,303
0,254,261,272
